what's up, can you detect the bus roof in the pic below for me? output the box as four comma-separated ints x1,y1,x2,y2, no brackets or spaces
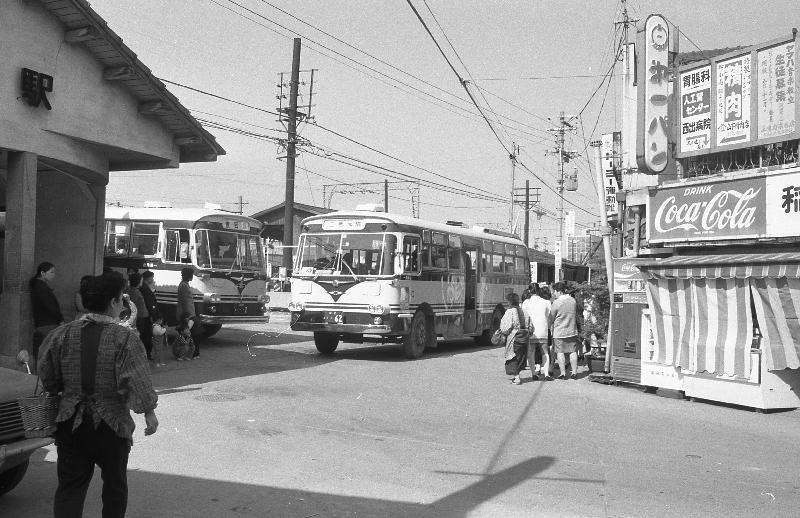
105,206,261,227
301,210,525,245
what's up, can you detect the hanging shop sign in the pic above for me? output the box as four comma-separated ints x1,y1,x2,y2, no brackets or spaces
676,33,799,157
648,167,800,243
637,14,670,174
602,132,621,217
757,41,796,140
613,258,648,294
679,65,712,151
716,54,752,147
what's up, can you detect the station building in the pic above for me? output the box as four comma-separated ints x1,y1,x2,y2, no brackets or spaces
0,0,224,366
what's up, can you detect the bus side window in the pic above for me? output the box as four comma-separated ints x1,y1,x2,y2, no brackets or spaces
420,244,431,268
179,230,191,263
492,254,504,273
402,236,420,273
165,230,180,262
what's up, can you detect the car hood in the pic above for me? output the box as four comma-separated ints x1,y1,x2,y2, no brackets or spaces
0,367,38,401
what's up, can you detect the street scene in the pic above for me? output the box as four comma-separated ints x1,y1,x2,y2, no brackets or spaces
3,317,800,517
2,0,800,517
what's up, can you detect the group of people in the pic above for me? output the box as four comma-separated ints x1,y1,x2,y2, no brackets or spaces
30,262,202,368
501,281,582,385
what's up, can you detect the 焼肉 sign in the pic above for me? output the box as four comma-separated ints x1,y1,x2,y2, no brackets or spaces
716,54,752,146
648,168,800,243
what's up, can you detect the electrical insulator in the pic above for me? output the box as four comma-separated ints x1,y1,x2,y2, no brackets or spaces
565,168,578,191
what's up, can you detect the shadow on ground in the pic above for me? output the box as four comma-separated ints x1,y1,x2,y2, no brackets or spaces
0,456,570,518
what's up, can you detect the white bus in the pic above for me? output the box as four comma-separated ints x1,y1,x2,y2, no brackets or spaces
104,207,270,336
289,210,530,358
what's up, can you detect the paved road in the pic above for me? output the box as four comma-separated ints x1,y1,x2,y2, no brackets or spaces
2,314,799,517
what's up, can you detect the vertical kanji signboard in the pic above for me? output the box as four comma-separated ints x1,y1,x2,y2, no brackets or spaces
637,14,670,174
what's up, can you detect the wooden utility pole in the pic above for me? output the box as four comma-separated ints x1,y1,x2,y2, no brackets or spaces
592,141,616,372
524,179,530,247
384,179,389,212
282,38,301,271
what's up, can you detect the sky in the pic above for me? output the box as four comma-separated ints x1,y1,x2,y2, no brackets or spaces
92,0,800,253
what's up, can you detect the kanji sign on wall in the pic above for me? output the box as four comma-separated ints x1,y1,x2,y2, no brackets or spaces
758,41,796,140
716,54,752,146
679,65,711,152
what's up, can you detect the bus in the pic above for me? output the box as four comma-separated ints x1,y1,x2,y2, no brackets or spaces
288,209,530,358
104,206,270,336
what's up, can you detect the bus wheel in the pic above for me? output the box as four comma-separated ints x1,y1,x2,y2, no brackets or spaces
402,311,431,359
203,324,222,338
476,308,503,347
314,332,339,354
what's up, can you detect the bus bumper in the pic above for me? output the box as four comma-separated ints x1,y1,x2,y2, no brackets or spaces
198,314,270,324
290,321,393,334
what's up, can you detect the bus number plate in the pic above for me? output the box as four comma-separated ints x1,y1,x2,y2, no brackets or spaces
234,304,248,315
324,311,345,324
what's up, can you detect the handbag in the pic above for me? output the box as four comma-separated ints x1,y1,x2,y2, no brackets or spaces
490,328,505,346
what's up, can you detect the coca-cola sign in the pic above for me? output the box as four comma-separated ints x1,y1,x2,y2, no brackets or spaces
648,176,767,243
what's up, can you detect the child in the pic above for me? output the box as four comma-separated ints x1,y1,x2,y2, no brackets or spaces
172,318,196,361
151,317,168,367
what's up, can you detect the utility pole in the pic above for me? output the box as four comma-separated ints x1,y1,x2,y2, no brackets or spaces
592,140,616,372
236,195,249,215
282,38,301,272
384,179,389,213
508,143,519,233
524,179,530,247
547,112,578,282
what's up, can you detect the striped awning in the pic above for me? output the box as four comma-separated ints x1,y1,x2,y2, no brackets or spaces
645,277,753,377
637,253,800,279
751,277,800,371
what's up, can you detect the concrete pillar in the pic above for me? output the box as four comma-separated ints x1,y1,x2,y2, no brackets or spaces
89,183,105,275
0,151,38,366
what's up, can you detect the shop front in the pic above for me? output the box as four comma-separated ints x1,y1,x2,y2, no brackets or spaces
638,167,800,409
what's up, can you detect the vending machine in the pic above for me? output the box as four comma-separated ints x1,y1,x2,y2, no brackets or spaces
609,258,649,384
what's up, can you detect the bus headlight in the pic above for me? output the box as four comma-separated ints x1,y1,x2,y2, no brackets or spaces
288,301,305,312
368,304,388,315
203,293,221,303
259,294,271,304
373,316,383,325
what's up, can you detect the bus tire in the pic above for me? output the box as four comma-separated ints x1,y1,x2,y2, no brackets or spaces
402,311,432,359
203,324,222,338
314,332,339,354
477,307,504,347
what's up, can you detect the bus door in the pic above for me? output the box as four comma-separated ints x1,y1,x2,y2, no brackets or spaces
462,245,479,334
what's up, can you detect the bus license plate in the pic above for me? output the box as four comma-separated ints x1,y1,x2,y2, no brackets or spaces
324,311,345,324
234,304,248,315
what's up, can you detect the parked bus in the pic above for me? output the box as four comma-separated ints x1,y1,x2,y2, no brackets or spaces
104,206,270,336
288,210,530,358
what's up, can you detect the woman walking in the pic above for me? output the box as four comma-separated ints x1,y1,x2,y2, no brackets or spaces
500,293,532,385
37,271,159,518
550,282,580,379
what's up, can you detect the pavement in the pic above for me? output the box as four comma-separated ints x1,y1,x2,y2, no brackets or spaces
2,313,799,517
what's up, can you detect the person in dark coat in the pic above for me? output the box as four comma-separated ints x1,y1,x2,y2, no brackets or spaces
177,267,202,358
30,261,64,367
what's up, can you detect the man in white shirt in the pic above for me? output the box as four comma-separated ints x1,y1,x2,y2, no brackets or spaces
521,284,552,380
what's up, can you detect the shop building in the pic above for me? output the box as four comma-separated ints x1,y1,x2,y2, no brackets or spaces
0,0,224,366
612,18,799,409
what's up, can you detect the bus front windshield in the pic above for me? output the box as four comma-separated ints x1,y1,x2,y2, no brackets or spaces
297,233,396,276
195,229,264,271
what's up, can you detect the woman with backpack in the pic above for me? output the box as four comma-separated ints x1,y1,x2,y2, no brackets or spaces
500,292,533,385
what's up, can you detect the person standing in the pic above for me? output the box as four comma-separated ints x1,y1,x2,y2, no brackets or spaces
30,261,65,369
549,282,580,380
522,284,552,380
500,293,532,385
37,271,158,518
127,273,151,360
177,267,202,359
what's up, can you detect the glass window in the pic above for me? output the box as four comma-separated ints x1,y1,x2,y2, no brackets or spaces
432,232,446,246
298,234,341,271
448,235,462,248
505,244,515,255
130,222,160,256
431,245,447,268
420,244,431,267
481,252,489,273
506,256,516,274
493,242,504,253
422,230,431,243
492,254,504,273
448,247,463,270
165,229,190,263
401,235,421,273
516,246,527,257
104,220,131,256
515,256,527,273
297,233,395,276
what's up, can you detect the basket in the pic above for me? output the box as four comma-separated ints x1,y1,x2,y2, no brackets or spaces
17,382,59,438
